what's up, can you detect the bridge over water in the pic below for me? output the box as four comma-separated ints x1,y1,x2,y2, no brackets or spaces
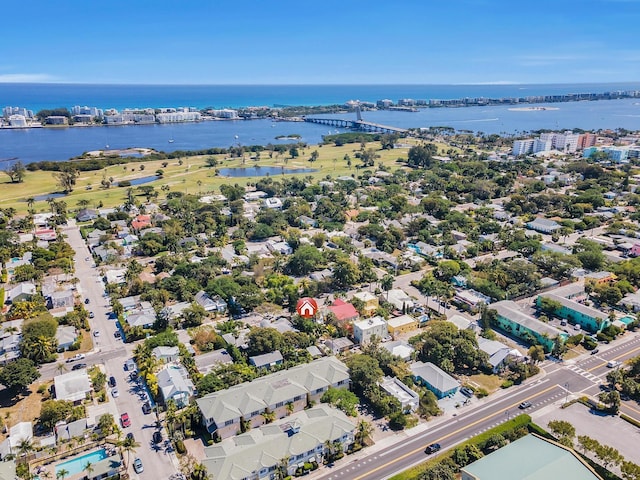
303,104,408,134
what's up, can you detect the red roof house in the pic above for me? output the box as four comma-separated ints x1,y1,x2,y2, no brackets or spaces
131,215,152,230
328,299,359,323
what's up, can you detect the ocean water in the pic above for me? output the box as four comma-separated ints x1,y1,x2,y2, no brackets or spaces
0,83,639,163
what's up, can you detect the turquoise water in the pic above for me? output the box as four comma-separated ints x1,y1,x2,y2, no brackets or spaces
619,316,636,325
56,449,107,477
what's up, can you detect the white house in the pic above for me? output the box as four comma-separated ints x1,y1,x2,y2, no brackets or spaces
157,365,195,408
353,316,388,344
54,369,91,403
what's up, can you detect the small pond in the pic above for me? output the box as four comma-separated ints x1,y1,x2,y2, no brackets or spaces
218,166,317,177
32,192,67,202
116,175,158,186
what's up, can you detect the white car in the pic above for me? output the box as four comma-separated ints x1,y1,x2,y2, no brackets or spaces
607,360,621,368
111,388,119,398
93,330,100,337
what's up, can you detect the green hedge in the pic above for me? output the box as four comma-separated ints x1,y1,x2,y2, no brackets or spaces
0,287,4,306
390,415,532,480
620,413,640,429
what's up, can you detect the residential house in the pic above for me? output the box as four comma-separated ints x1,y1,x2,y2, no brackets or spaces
7,283,36,303
526,217,561,234
327,299,359,328
448,314,474,331
55,418,88,443
323,337,354,354
76,209,98,222
152,346,180,363
386,314,417,339
536,294,608,333
56,326,77,351
382,289,415,311
194,290,227,313
157,365,195,408
410,361,460,399
621,290,640,312
0,334,21,364
298,215,318,228
584,271,617,287
131,214,152,230
266,239,293,255
379,376,419,413
460,434,602,480
195,349,234,375
353,316,388,344
477,338,521,373
351,291,379,317
201,405,355,480
381,340,415,361
454,289,492,312
47,290,75,310
492,300,568,353
249,351,284,370
262,197,283,209
196,357,350,440
54,369,92,403
124,301,156,329
159,301,191,324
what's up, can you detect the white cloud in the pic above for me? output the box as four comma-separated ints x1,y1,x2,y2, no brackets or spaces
0,73,58,83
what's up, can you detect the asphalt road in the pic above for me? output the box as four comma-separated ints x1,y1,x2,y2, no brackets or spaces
58,225,180,480
312,333,640,480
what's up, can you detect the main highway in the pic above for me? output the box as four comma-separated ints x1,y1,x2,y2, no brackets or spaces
313,333,640,480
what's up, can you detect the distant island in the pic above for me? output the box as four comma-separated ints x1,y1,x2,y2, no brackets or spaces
508,106,560,112
275,134,301,140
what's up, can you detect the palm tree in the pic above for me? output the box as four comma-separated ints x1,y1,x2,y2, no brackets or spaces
192,463,209,480
16,438,34,458
56,469,69,480
26,197,35,214
83,461,94,480
120,436,140,470
355,420,373,446
55,362,67,375
381,274,394,300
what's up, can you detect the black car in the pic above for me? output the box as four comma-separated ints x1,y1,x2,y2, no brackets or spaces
519,401,532,409
142,402,152,414
153,431,162,444
84,298,90,304
72,363,87,370
590,348,600,355
108,376,116,387
126,432,135,441
425,443,441,454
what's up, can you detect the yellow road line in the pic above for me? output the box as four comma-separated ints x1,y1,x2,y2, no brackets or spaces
352,384,560,480
587,345,640,372
621,402,640,418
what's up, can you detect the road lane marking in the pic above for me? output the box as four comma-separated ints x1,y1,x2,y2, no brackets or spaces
621,402,640,418
587,345,640,372
352,384,560,480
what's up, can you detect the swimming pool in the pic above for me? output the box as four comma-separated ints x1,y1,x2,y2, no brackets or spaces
56,449,107,477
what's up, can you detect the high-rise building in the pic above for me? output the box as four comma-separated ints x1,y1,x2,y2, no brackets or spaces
512,139,534,156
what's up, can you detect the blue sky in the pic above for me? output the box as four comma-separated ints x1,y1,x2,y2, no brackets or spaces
1,0,638,84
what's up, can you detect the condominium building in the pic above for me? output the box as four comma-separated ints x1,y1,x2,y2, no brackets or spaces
196,357,350,440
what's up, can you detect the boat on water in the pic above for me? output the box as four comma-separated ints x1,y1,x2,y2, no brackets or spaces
168,139,175,143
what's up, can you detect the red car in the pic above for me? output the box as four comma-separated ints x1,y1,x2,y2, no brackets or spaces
120,413,131,428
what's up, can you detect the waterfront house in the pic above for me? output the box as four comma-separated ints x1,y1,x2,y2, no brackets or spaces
196,357,350,440
410,361,460,399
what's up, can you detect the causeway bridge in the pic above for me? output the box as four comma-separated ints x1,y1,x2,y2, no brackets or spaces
303,104,408,134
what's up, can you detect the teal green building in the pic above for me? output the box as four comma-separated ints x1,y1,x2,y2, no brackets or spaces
536,293,608,333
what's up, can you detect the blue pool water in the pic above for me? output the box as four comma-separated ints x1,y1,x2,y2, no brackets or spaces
619,316,636,325
56,449,107,477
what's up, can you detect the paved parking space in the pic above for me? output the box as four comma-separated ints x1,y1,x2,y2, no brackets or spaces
532,403,640,465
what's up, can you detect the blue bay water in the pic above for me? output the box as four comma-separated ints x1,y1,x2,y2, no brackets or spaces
0,83,639,163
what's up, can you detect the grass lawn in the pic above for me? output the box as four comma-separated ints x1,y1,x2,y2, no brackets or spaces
0,381,50,435
1,138,457,214
466,373,503,394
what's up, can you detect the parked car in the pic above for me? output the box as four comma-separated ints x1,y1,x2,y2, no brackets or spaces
590,348,600,355
72,363,87,370
111,388,119,398
120,413,131,428
109,376,117,387
66,353,85,363
460,387,474,398
126,432,135,441
133,458,143,474
89,312,95,319
142,402,152,415
519,402,532,409
84,298,90,305
152,431,162,444
114,330,121,338
93,330,100,337
573,324,581,331
425,443,441,454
